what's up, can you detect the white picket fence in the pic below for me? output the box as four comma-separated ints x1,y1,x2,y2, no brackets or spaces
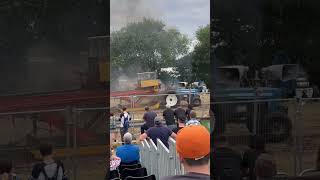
140,138,185,179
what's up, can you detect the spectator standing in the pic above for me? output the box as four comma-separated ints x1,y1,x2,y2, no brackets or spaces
0,160,21,180
163,105,176,131
242,135,266,180
255,154,277,180
116,133,140,165
30,144,67,180
185,104,193,120
186,111,201,126
174,104,186,121
161,125,210,180
119,107,131,143
141,106,157,133
213,136,242,180
139,117,176,148
172,116,186,134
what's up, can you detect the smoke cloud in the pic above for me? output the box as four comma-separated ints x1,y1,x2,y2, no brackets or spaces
110,0,162,31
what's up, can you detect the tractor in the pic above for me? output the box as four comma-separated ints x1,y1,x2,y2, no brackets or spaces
213,65,292,142
261,64,317,98
163,81,203,108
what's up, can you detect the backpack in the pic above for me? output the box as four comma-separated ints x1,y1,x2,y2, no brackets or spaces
123,114,130,129
32,160,67,180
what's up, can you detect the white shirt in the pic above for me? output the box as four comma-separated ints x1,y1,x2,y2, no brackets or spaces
120,112,131,128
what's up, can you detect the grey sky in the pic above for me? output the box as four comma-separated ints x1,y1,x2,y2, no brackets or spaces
110,0,210,41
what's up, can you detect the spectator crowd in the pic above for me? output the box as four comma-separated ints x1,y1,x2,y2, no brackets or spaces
110,102,320,180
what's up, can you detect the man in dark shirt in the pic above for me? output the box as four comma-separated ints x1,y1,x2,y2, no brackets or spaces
139,117,176,148
143,106,157,127
172,115,186,134
255,153,277,180
161,125,210,180
163,105,176,130
185,104,193,120
242,135,266,180
174,104,186,121
213,135,242,180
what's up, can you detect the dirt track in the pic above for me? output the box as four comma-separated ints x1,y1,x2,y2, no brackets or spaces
222,100,320,175
111,93,210,120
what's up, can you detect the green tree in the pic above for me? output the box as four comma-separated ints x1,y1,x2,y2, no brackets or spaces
111,18,190,80
176,54,193,82
192,25,210,87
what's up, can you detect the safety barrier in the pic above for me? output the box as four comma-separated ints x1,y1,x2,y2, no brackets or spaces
0,106,107,180
139,137,184,179
168,138,184,175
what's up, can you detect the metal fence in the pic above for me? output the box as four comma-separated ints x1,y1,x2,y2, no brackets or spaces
0,106,107,180
110,92,210,114
110,92,211,143
140,138,184,179
212,97,320,176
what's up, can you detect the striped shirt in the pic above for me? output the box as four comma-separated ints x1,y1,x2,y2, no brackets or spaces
186,119,201,126
110,157,121,171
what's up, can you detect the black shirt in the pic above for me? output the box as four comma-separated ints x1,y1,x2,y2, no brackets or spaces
213,147,242,180
143,111,157,127
172,126,184,134
146,125,173,148
174,108,186,120
242,149,266,180
185,108,192,120
163,108,175,125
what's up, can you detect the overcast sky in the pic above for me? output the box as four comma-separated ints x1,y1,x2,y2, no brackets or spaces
110,0,210,41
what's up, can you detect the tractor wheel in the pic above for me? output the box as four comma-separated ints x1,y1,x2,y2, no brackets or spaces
164,91,180,108
262,112,291,143
192,97,201,107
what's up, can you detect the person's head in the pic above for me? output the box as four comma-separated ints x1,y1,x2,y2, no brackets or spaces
188,104,193,110
176,125,210,174
154,117,162,126
39,143,53,158
0,160,12,174
180,101,188,108
123,132,133,144
190,110,197,119
166,105,171,109
255,153,277,179
122,107,127,112
145,106,150,111
110,113,114,116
